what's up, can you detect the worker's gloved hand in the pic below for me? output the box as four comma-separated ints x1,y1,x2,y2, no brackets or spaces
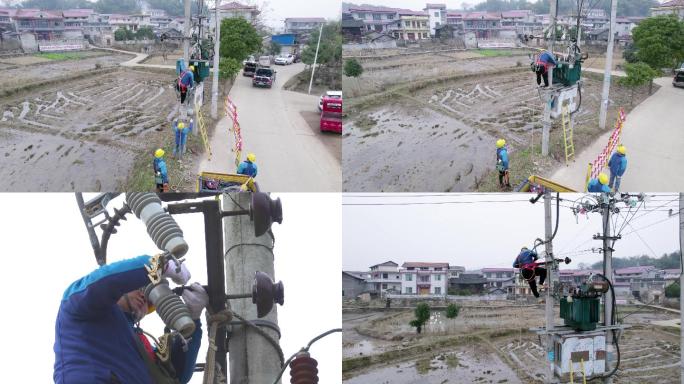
163,259,191,285
183,282,209,320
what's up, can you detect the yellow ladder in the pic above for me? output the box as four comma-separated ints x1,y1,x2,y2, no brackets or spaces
196,108,212,161
562,104,575,165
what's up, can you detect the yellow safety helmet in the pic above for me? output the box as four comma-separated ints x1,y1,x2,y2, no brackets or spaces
155,148,165,158
598,172,609,185
496,139,506,148
188,65,195,71
617,144,626,155
178,122,185,129
247,153,256,162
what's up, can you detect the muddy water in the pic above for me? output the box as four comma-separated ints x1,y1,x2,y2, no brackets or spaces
343,105,494,192
345,348,523,384
0,70,178,191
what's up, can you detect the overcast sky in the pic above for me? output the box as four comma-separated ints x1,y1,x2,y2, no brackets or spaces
1,193,340,384
343,193,681,272
240,0,340,30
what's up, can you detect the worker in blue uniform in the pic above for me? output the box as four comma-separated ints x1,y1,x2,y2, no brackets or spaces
496,139,511,190
53,255,208,384
608,144,628,192
513,247,547,298
237,153,258,178
587,172,611,193
534,50,557,87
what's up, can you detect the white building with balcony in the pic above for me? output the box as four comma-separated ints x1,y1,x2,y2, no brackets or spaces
368,261,402,294
424,3,447,37
401,262,449,295
348,6,400,34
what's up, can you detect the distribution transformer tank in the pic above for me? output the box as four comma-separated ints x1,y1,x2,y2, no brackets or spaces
553,331,606,381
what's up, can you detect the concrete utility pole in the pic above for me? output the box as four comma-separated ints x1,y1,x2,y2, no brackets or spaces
542,0,558,157
308,23,324,95
543,191,556,383
211,0,220,119
223,193,281,384
679,193,683,384
183,0,191,64
599,0,618,129
601,196,614,384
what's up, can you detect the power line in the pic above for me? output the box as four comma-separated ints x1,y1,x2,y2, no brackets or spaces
342,199,536,206
621,215,678,237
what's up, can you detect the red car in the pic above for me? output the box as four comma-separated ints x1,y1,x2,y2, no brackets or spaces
320,96,342,133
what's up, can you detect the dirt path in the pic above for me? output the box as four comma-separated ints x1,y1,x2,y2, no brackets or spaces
198,63,341,191
551,76,684,191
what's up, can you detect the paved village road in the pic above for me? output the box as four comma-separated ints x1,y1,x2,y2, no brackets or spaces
551,75,684,191
199,62,341,191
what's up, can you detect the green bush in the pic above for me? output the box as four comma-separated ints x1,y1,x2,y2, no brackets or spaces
446,303,460,319
665,281,680,298
410,302,431,334
344,58,363,77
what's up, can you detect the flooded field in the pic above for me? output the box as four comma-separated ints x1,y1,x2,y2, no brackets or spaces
0,68,179,191
343,305,681,383
342,46,653,192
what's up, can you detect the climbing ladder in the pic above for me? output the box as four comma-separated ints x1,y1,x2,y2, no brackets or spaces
562,104,575,165
197,108,212,161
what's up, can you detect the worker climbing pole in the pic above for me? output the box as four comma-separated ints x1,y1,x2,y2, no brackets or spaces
74,192,338,384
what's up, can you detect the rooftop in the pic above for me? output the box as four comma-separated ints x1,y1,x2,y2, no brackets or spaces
424,3,447,9
218,1,258,11
62,8,94,17
481,267,514,272
370,261,398,268
463,12,501,20
348,5,400,13
655,0,684,7
615,266,655,274
285,17,326,22
402,262,449,268
14,9,63,19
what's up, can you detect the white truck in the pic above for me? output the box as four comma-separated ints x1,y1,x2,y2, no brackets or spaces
258,55,271,67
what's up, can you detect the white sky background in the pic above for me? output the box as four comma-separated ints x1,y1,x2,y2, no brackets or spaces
0,193,341,384
344,0,487,11
253,0,341,30
343,193,681,272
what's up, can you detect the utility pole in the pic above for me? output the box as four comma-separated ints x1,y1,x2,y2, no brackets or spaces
543,191,556,383
542,0,558,157
599,194,614,384
183,0,191,64
679,193,683,384
211,0,220,119
307,23,324,95
223,193,281,383
599,0,618,129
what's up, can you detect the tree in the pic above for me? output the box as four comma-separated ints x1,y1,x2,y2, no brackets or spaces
301,21,342,68
135,26,155,40
623,42,638,64
219,17,262,63
93,0,139,14
445,304,460,319
343,58,363,77
268,41,281,56
632,15,684,71
218,57,242,80
114,28,128,41
665,282,680,298
619,62,659,104
409,303,431,334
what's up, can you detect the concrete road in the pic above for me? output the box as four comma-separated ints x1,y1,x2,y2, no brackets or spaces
199,62,341,191
551,76,684,191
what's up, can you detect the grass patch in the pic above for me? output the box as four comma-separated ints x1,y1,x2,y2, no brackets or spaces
446,353,459,368
415,357,432,374
476,49,523,57
35,52,87,61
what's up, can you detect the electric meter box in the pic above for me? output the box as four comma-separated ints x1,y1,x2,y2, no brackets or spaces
553,331,606,381
549,84,578,119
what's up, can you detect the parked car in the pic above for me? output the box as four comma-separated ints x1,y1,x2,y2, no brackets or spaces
253,67,276,88
243,62,257,77
320,96,343,134
258,55,271,67
274,54,294,65
318,90,342,111
242,55,255,65
674,69,684,88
